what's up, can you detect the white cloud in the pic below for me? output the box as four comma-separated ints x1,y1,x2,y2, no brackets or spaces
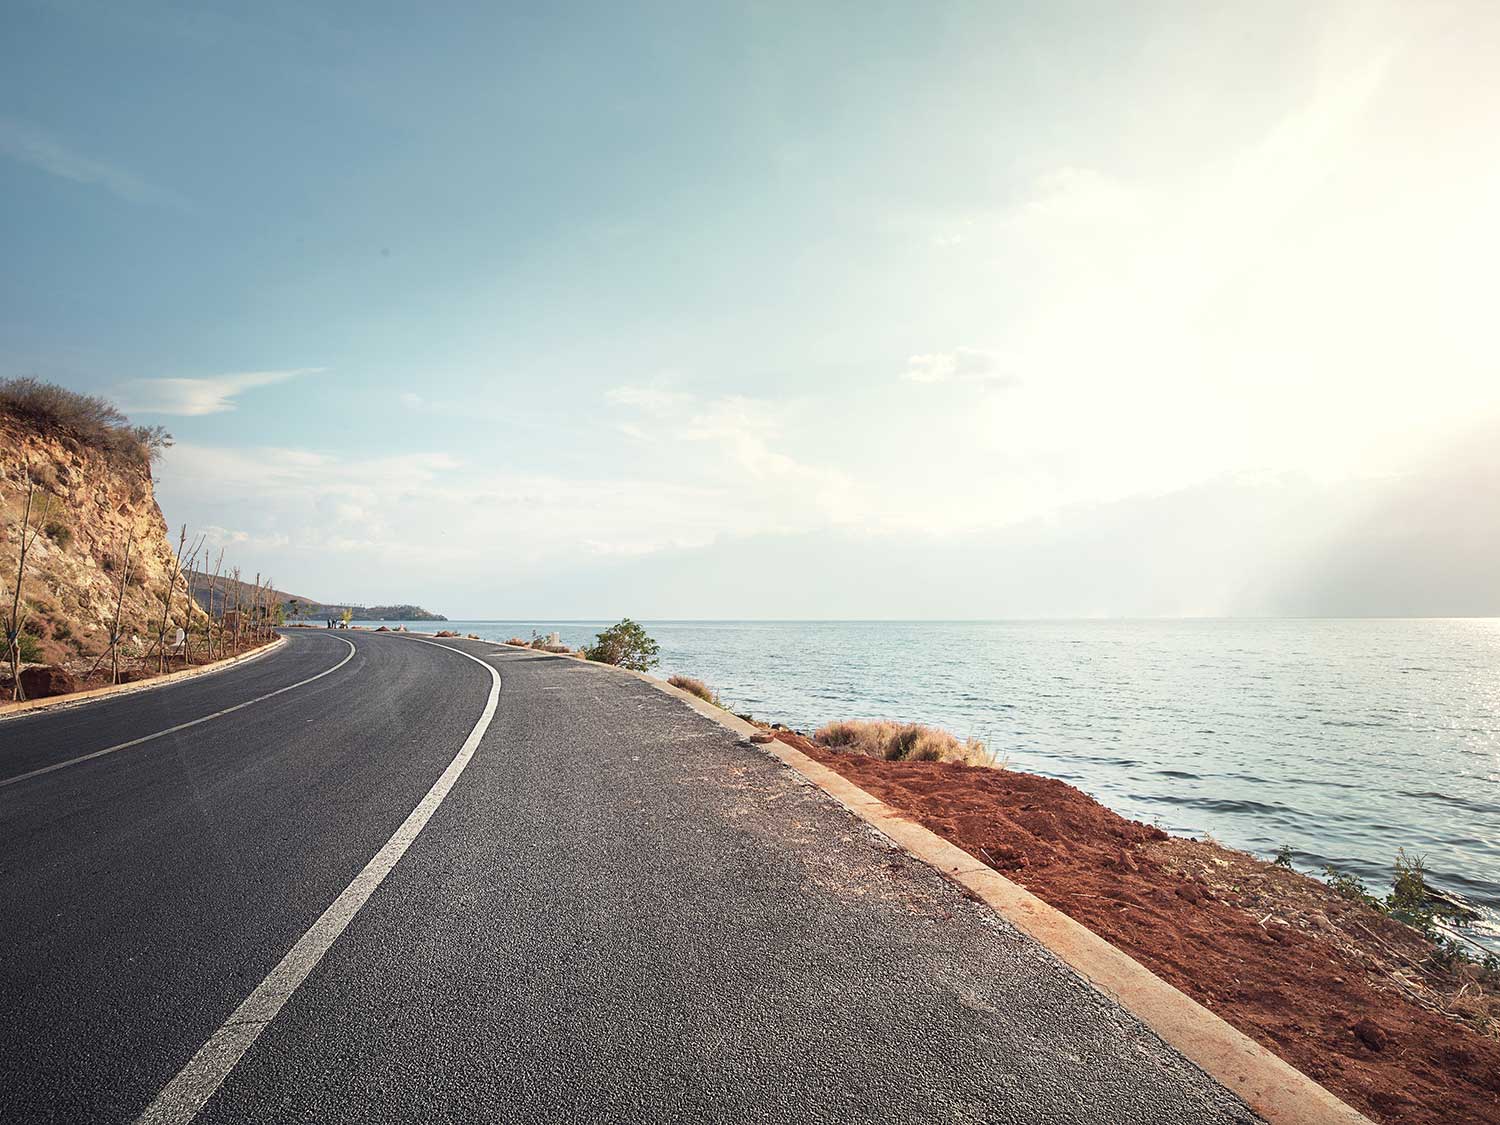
903,348,1018,387
0,116,188,208
116,368,322,415
605,383,693,414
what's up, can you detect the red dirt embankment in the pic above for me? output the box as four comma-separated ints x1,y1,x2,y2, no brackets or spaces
1,637,278,706
775,732,1500,1125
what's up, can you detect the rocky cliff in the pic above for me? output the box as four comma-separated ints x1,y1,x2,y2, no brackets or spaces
1,411,185,670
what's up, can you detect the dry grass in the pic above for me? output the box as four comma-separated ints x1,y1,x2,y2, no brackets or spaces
667,674,724,707
1,377,171,467
814,719,995,767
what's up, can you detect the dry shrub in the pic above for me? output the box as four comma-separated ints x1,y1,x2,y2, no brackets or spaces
1,377,172,466
504,637,529,646
667,674,721,706
814,719,994,767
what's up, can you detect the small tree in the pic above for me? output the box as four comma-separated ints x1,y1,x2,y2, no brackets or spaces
4,470,53,699
340,607,353,629
205,548,224,661
229,566,243,652
106,529,135,684
156,525,192,673
585,618,659,671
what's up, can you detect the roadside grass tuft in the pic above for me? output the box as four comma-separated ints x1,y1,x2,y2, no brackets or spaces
813,718,995,767
667,674,726,708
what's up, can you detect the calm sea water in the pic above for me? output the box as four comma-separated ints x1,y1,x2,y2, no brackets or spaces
365,618,1500,945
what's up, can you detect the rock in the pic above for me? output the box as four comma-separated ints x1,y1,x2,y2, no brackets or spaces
1352,1017,1387,1052
749,732,775,744
19,665,77,699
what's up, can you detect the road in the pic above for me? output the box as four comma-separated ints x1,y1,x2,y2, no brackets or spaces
0,629,1262,1124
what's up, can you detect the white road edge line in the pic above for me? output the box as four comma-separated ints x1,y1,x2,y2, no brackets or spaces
135,635,502,1125
0,637,358,791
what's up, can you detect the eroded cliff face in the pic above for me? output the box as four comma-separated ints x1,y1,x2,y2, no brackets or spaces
2,416,185,667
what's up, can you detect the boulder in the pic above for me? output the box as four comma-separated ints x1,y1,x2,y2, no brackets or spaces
19,665,77,699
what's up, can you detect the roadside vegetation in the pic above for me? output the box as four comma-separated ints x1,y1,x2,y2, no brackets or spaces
2,380,279,702
0,377,171,469
1313,847,1496,983
667,674,728,709
814,718,995,766
583,618,659,671
769,725,1500,1125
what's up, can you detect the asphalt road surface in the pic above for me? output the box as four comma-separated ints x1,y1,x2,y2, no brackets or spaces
0,630,1263,1124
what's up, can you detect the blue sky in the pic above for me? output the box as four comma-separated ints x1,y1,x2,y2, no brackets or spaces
5,2,1499,617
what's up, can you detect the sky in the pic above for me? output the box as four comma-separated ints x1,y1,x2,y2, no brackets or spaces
3,1,1498,618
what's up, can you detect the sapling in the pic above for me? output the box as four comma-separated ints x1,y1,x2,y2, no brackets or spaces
157,526,190,674
4,471,53,700
108,529,135,684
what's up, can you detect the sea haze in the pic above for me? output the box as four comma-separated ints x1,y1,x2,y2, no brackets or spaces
360,617,1500,947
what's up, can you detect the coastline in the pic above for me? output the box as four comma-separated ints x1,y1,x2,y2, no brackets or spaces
384,618,1500,951
776,731,1498,1125
467,632,1497,1125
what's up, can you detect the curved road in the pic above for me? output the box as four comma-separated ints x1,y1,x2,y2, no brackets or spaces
0,630,1261,1123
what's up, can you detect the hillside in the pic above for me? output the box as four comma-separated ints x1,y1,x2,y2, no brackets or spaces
1,382,186,671
183,571,315,618
1,377,441,701
184,572,446,621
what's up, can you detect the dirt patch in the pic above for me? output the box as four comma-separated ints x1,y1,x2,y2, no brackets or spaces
2,637,278,703
775,731,1500,1125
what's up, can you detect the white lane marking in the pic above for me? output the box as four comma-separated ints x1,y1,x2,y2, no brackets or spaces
0,638,358,791
135,636,502,1125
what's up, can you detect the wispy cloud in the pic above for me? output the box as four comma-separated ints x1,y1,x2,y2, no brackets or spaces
0,116,187,208
605,383,693,414
116,368,322,415
903,348,1018,387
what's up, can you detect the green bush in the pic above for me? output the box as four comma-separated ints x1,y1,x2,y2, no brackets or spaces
1274,843,1294,868
1321,864,1379,908
585,618,659,671
13,632,42,663
43,521,72,549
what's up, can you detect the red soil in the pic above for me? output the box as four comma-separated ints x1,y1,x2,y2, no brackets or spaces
776,732,1500,1125
2,638,279,702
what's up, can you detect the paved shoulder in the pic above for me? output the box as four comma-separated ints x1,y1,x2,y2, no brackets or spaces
194,641,1262,1125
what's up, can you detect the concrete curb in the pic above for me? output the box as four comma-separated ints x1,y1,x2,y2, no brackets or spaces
486,640,1370,1125
0,634,287,723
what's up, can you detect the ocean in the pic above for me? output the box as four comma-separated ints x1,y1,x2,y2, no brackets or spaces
360,617,1500,947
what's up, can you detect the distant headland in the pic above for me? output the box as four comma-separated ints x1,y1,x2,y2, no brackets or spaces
185,571,446,622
